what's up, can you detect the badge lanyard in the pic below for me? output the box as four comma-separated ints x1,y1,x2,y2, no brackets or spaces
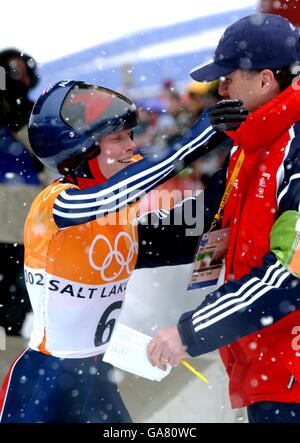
209,148,245,231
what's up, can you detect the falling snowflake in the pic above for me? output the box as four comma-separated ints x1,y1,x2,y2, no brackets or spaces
260,316,273,326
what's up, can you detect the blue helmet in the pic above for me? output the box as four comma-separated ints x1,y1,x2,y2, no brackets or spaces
28,80,138,175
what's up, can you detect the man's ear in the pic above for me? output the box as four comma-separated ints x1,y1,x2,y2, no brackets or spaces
261,69,276,89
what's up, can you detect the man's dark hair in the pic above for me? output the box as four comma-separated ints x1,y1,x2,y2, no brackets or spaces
254,38,300,92
271,66,299,92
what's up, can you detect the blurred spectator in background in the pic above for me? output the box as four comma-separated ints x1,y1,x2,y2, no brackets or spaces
159,78,175,103
163,89,193,143
0,48,45,335
186,80,220,122
133,98,164,148
185,80,233,186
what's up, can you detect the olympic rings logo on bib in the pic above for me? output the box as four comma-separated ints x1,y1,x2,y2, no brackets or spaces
89,228,138,282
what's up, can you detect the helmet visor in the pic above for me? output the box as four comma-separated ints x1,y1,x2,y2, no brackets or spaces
60,83,138,141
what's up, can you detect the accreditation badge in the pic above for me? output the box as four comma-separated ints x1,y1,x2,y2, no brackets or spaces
188,228,230,291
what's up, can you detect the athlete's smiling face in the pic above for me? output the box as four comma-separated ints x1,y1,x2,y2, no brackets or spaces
97,129,137,179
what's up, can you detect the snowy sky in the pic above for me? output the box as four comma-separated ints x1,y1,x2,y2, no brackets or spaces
2,0,258,63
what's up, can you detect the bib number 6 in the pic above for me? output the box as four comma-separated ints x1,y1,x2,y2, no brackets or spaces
94,301,123,346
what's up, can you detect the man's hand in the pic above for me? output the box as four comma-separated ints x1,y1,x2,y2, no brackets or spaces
147,326,189,370
208,99,249,131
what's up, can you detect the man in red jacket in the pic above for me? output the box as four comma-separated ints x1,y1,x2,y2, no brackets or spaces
147,13,300,423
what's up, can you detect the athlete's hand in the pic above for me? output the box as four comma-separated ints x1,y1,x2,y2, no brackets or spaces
208,99,248,132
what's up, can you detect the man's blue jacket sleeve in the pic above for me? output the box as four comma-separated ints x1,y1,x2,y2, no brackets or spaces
178,252,300,356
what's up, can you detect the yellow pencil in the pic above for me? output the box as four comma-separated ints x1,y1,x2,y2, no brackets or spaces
181,359,208,384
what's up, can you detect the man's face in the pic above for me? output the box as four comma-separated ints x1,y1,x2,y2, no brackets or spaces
97,129,137,178
218,69,275,112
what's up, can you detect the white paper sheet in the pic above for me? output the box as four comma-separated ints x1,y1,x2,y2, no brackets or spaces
103,322,172,381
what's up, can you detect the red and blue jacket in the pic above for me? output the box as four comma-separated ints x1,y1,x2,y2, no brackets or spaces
137,83,300,408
